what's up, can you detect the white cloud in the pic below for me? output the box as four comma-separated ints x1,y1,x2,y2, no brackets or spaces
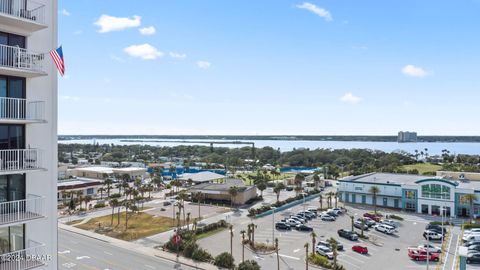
139,26,156,35
296,2,332,21
401,65,429,78
94,15,141,33
340,92,362,104
123,44,164,60
61,9,71,16
197,61,211,69
169,52,187,59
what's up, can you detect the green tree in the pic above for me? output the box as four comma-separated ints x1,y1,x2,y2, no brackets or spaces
240,230,246,263
256,181,267,198
330,238,338,268
238,260,261,270
304,242,309,270
310,231,317,256
229,186,239,208
214,252,235,269
273,183,285,203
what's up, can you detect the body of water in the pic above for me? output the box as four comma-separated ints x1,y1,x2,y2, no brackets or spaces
58,138,480,155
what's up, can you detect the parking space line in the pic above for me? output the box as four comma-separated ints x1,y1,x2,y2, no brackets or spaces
278,254,300,261
339,253,365,264
338,258,361,269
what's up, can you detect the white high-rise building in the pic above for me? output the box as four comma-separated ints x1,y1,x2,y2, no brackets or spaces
0,0,57,269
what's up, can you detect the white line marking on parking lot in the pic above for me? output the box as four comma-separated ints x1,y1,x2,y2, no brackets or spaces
75,256,90,260
338,258,361,269
58,250,70,254
279,254,300,261
340,254,365,264
293,249,300,253
104,251,113,255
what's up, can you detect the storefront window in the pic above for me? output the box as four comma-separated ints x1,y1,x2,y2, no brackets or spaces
404,190,416,199
421,184,450,200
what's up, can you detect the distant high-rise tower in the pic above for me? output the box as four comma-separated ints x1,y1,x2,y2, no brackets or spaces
0,0,58,268
398,131,417,143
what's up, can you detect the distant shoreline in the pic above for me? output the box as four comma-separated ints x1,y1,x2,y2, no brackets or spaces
57,135,480,143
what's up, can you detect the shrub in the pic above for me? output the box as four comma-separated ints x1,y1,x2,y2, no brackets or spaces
191,248,213,262
214,252,235,269
109,193,121,199
183,240,198,258
309,253,331,268
389,214,404,221
464,223,480,229
430,221,451,226
238,260,261,270
94,203,106,208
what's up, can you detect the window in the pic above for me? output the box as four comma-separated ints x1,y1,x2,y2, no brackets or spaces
421,204,429,214
421,184,450,200
0,32,26,48
0,125,25,150
0,225,24,253
355,186,363,191
404,190,416,199
406,202,416,211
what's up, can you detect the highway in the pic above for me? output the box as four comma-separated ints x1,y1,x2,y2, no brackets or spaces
58,229,196,270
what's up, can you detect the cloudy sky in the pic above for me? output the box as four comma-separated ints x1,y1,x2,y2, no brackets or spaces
58,0,480,135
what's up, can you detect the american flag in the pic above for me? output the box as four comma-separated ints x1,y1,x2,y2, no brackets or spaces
50,46,65,76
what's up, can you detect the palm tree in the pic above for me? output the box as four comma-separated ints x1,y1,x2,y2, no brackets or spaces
313,174,320,190
334,192,338,208
124,200,132,230
360,218,366,237
229,186,239,208
319,194,323,210
84,195,92,209
464,194,477,222
294,174,305,196
310,232,317,256
192,218,198,232
273,183,285,204
249,223,257,246
176,202,184,227
275,238,280,270
330,237,338,268
327,192,333,208
240,230,246,263
369,186,380,214
178,191,188,226
350,215,354,232
194,192,203,220
109,198,119,226
304,242,309,270
103,178,113,198
256,180,267,198
186,212,191,231
229,225,234,256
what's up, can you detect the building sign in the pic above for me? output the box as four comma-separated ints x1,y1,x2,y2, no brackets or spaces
404,190,416,199
421,184,450,200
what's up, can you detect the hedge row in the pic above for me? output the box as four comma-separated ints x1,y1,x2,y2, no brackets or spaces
248,189,321,217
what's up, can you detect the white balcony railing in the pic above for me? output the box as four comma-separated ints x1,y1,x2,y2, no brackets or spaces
0,98,45,122
0,195,45,225
0,0,45,24
0,149,43,173
0,240,46,270
0,44,44,73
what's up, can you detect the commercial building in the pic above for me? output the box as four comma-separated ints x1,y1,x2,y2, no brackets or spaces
57,178,103,202
398,131,417,142
178,171,225,184
70,166,147,180
338,173,480,218
0,0,58,268
188,179,257,205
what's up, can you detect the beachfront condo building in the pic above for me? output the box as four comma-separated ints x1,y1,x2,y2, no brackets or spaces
0,0,58,269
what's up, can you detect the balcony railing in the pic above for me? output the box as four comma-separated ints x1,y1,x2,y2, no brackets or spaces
0,149,43,173
0,0,45,25
0,195,45,226
0,240,46,270
0,44,44,74
0,98,45,122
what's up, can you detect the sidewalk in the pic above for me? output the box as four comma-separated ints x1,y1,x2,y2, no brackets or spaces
59,222,218,270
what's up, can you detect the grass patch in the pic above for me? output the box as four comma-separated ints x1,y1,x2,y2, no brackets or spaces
389,214,404,221
196,226,226,240
76,212,175,241
400,163,442,175
65,219,84,226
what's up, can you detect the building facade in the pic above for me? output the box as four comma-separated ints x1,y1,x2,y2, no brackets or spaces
338,173,480,218
0,0,58,268
398,131,417,142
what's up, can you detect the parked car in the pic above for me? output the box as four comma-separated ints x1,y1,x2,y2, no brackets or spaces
275,222,291,230
380,219,397,228
467,252,480,264
469,245,480,252
375,224,395,235
423,230,443,241
285,219,301,227
463,234,480,243
296,224,313,232
301,211,317,218
425,224,447,235
363,212,382,222
286,186,294,191
464,240,480,247
307,207,318,214
317,240,344,251
354,220,369,230
326,209,339,217
466,228,480,235
338,229,358,241
358,217,376,227
408,248,440,261
315,245,334,259
297,212,313,220
418,244,442,253
331,208,343,215
352,244,368,254
163,201,172,206
321,214,336,221
290,216,306,224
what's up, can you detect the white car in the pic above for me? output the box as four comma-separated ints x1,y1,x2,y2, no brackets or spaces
375,224,395,234
380,219,397,228
321,214,336,221
465,228,480,235
290,216,306,224
285,219,301,227
332,208,343,214
424,230,443,241
316,245,333,259
418,244,442,253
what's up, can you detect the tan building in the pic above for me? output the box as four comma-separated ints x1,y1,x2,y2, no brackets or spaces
71,166,147,180
189,179,257,205
436,171,480,181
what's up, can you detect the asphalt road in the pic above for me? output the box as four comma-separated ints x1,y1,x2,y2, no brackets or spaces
58,229,197,270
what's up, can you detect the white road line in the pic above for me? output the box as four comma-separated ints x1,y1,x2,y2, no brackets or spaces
442,229,454,270
103,251,113,255
451,235,460,270
293,249,301,253
58,250,70,254
339,254,365,264
278,254,300,261
368,232,388,240
338,258,361,269
144,264,155,269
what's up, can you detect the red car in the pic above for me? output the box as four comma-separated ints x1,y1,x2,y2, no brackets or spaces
352,244,368,254
363,213,382,222
408,248,440,261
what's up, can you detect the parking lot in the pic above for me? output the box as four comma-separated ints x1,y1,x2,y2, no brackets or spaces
199,197,462,270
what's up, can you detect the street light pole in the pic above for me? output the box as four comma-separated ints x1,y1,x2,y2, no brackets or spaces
272,207,276,244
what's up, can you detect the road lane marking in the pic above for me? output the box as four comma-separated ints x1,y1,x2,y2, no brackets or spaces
279,254,300,260
339,254,365,263
58,250,70,254
104,251,113,255
293,249,300,253
62,262,76,268
451,235,460,270
338,258,361,269
76,256,90,260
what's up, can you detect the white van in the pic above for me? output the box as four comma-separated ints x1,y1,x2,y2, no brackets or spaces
375,224,395,234
463,234,480,242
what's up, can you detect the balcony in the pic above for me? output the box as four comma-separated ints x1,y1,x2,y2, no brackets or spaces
0,240,46,270
0,44,46,77
0,195,45,226
0,98,45,124
0,149,44,175
0,0,46,33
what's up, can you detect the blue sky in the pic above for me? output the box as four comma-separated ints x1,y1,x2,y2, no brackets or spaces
58,0,480,136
